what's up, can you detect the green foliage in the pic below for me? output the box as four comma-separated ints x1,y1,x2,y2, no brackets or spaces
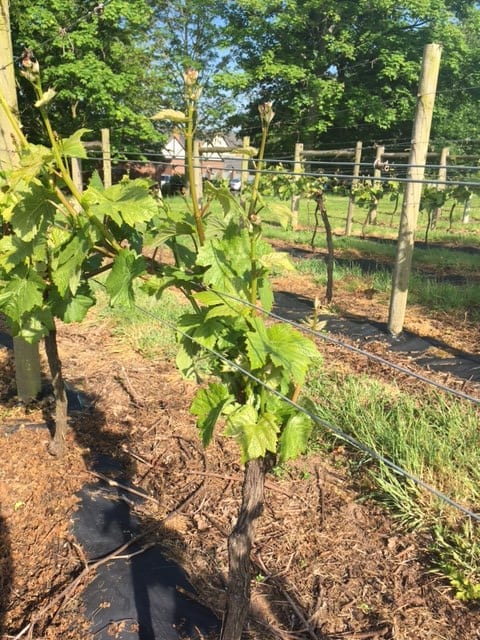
0,72,158,342
149,92,320,464
10,0,163,149
220,0,480,151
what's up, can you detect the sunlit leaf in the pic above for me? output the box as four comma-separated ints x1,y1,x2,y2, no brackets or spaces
278,412,313,462
105,249,146,307
151,109,188,122
58,128,91,159
191,383,233,446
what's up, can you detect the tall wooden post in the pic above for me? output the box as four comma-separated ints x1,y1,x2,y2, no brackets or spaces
1,0,42,401
240,135,250,190
345,141,362,236
0,0,18,170
431,146,449,228
291,142,304,231
101,128,112,188
388,44,442,336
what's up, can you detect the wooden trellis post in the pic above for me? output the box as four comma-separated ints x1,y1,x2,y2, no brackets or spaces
76,129,112,192
345,141,363,236
291,142,304,230
431,146,449,229
1,0,42,402
388,43,442,336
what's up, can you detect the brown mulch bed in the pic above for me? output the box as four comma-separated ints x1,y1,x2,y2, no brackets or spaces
1,264,480,639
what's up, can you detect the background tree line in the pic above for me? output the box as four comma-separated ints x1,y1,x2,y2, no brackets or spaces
9,0,480,155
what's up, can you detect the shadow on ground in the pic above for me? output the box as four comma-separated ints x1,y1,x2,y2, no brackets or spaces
69,392,220,640
273,290,480,384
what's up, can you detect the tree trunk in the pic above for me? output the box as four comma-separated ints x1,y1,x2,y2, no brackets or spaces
44,325,68,457
311,192,334,303
221,457,266,640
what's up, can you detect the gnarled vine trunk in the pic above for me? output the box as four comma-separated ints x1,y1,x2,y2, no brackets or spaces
221,457,266,640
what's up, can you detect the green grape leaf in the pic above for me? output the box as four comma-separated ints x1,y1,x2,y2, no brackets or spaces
260,250,296,274
0,272,45,322
58,128,91,159
191,383,233,446
10,144,54,185
11,183,56,241
246,318,318,385
0,236,33,272
84,180,157,227
278,412,313,463
50,286,95,323
51,233,90,296
262,201,292,229
225,405,279,462
105,249,146,307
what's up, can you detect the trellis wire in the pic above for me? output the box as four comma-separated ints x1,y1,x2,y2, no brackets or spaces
119,290,480,524
195,285,480,407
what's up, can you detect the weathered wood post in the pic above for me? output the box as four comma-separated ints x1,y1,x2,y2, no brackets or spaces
388,43,442,336
1,0,42,402
345,141,363,236
291,142,304,231
431,146,449,229
101,128,112,188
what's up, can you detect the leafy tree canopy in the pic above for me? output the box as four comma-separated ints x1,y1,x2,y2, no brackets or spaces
219,0,480,154
148,0,233,136
10,0,165,151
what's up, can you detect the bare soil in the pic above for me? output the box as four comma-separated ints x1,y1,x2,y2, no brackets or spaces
1,242,480,640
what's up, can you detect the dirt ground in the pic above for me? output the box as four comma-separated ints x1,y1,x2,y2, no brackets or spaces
1,243,480,640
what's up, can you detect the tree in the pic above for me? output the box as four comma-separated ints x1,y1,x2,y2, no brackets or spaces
219,0,480,153
9,0,164,150
148,0,233,135
431,3,480,152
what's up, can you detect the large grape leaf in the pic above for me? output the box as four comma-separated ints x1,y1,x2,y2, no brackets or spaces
51,233,91,296
83,180,158,227
246,318,318,385
225,405,279,462
197,233,251,293
191,383,233,447
278,412,313,462
10,183,56,242
50,284,95,323
58,128,90,159
0,272,45,322
105,249,146,307
0,236,34,272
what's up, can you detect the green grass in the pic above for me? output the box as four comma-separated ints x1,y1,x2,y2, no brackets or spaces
306,366,480,597
93,283,188,359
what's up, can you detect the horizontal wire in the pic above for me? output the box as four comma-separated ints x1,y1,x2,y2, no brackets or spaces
199,286,480,407
116,285,480,523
